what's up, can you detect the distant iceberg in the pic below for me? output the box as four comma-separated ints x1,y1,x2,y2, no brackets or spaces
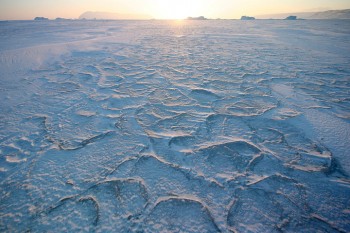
55,17,70,21
187,16,207,20
285,16,297,20
34,17,49,21
79,11,151,20
241,16,255,20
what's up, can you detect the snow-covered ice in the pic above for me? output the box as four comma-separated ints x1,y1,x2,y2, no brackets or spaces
1,19,350,232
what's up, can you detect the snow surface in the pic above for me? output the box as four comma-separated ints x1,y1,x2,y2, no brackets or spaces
1,20,350,232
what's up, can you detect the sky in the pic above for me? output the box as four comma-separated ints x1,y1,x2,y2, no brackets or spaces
0,0,350,20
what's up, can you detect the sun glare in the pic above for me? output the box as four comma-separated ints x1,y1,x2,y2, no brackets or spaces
154,0,199,19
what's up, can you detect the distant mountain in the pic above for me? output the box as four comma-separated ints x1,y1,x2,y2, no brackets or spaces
257,9,350,19
79,11,151,20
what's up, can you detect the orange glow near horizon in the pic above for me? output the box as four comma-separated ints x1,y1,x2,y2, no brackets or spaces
153,0,202,19
0,0,350,20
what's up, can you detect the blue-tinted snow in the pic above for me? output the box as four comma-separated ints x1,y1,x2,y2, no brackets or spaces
0,20,350,232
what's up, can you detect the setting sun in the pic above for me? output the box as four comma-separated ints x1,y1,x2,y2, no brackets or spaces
153,0,201,19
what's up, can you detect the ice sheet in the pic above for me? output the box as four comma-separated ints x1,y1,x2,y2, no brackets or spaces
1,19,350,232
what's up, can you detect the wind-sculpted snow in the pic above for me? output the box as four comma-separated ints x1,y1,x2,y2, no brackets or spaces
1,20,350,232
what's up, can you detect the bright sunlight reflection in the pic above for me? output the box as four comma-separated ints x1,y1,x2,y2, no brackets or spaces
154,0,200,19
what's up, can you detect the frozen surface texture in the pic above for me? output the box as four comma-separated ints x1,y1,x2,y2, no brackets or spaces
1,20,350,232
